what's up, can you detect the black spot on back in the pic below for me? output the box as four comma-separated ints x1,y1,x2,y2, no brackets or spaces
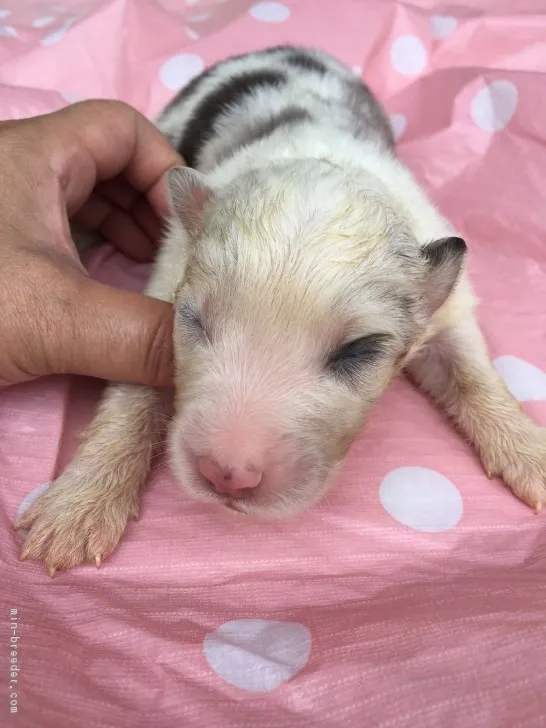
249,106,312,141
345,77,396,150
216,106,312,165
179,69,286,167
285,50,328,74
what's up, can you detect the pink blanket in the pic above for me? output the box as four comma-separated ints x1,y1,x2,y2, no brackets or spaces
2,1,546,726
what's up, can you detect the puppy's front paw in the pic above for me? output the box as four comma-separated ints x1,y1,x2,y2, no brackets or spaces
483,426,546,513
16,474,138,576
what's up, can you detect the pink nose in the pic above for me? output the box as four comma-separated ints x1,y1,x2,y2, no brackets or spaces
198,457,262,495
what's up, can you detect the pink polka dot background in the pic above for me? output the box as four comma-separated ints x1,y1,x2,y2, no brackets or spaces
2,1,546,726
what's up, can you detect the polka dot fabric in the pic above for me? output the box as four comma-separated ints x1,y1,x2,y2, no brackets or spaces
2,1,546,726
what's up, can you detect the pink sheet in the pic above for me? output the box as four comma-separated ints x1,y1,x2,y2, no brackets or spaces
2,1,546,726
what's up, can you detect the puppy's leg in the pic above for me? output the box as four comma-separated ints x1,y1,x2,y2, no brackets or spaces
407,304,546,512
16,233,186,576
16,385,168,575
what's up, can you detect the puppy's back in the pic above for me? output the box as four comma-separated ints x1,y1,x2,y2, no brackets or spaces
156,46,395,173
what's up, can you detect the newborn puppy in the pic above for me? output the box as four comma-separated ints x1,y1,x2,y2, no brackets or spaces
17,46,546,575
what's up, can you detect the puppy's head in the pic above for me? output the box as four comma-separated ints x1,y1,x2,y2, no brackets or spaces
164,161,465,518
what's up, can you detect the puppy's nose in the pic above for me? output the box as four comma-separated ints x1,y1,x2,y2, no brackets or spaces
198,457,262,495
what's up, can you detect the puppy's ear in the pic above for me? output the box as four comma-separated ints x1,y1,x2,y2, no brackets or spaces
421,236,467,313
165,166,214,236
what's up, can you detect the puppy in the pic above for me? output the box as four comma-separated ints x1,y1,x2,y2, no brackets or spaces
17,46,546,575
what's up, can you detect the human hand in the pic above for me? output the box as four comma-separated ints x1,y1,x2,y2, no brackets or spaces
0,99,183,388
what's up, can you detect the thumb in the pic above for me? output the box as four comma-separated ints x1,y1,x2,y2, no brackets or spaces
54,278,174,387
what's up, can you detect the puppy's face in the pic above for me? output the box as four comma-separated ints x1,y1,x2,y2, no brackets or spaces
164,162,465,518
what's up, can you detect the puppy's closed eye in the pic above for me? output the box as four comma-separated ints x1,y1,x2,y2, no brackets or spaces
178,301,207,341
328,333,393,378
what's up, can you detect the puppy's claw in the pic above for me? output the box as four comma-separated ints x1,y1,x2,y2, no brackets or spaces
47,565,57,578
534,502,543,515
95,554,102,568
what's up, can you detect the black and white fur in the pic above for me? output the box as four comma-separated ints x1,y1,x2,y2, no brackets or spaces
18,46,546,576
157,46,395,171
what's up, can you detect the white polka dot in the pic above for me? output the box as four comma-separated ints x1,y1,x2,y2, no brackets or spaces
40,17,75,45
16,482,51,535
494,355,546,402
380,467,463,532
17,482,50,519
184,26,200,41
249,2,290,23
470,80,518,132
41,27,65,45
159,53,205,91
0,25,17,37
390,113,407,140
0,9,10,19
430,15,457,39
204,619,311,692
186,0,200,5
390,35,428,76
352,65,362,76
32,16,56,28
